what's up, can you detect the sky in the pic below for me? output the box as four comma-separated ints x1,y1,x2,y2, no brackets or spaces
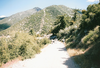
0,0,99,17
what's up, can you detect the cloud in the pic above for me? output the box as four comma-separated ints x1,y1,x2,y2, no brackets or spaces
87,0,99,2
0,15,6,18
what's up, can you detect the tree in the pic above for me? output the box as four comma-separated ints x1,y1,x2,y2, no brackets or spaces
72,10,77,22
51,15,70,35
82,10,87,14
79,3,100,31
54,15,67,29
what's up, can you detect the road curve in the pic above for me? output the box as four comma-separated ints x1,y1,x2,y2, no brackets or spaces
7,41,80,68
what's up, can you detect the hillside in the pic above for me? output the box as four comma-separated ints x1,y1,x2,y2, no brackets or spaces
0,7,41,31
0,5,76,36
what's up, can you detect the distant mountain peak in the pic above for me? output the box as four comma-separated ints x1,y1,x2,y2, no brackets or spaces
33,7,41,11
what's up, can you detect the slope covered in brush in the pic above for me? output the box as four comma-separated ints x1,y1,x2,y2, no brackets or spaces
0,7,41,31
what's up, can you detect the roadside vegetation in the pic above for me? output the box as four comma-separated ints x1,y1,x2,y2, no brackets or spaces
0,30,51,67
51,3,100,68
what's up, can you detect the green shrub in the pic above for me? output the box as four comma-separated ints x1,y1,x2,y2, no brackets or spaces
82,30,94,44
43,38,51,45
29,29,36,36
0,32,51,66
82,26,100,44
37,38,51,47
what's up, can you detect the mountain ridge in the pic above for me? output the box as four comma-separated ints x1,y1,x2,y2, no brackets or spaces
0,5,81,36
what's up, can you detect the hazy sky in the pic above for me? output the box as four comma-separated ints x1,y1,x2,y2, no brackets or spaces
0,0,99,17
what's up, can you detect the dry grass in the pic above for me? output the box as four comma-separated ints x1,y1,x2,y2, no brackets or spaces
67,48,84,57
67,44,94,57
66,44,99,68
67,48,86,68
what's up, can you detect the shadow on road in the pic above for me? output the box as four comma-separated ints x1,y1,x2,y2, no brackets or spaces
62,55,80,68
58,47,67,51
57,44,80,68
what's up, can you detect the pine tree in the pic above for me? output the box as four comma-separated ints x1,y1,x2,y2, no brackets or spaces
72,10,77,22
51,15,70,35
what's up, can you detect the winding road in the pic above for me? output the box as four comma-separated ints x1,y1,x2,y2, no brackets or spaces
5,41,80,68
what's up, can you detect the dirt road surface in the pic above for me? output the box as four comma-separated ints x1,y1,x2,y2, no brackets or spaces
6,41,80,68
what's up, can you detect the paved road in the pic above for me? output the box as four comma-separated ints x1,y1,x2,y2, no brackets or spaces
7,41,80,68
